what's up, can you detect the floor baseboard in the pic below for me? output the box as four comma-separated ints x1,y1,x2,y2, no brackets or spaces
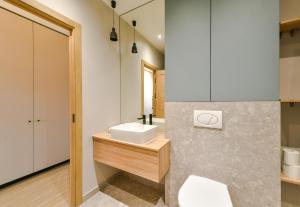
83,186,99,202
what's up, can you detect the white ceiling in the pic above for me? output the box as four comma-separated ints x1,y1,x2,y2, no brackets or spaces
102,0,165,53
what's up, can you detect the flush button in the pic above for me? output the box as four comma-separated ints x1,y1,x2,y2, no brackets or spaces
194,110,222,129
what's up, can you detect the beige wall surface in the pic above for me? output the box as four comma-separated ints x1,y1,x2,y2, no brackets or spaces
36,0,120,196
280,28,300,59
165,102,281,207
120,18,164,123
281,103,300,207
280,0,300,21
280,0,300,58
282,103,300,147
282,182,300,207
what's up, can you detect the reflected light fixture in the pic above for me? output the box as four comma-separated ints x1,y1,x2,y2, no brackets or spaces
110,0,118,41
158,34,162,39
131,20,138,53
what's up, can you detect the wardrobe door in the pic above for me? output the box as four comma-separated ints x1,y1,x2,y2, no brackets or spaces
0,8,34,185
33,23,70,172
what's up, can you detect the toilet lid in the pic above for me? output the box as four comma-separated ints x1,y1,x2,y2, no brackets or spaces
178,175,233,207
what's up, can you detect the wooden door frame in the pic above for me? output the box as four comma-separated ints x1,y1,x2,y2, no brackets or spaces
154,70,165,118
2,0,82,206
141,59,159,116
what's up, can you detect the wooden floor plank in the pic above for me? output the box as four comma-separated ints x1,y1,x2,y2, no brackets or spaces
0,164,69,207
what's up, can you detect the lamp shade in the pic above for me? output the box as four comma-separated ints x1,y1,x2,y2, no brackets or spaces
110,27,118,41
132,42,138,53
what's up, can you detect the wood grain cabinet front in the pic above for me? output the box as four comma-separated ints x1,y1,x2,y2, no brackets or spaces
93,133,170,183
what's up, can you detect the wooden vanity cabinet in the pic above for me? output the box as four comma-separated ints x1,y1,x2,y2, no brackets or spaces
93,133,170,183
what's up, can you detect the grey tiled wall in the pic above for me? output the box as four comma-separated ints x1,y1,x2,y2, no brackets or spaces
165,101,281,207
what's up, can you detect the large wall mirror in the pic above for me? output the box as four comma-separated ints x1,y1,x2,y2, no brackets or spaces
120,0,165,125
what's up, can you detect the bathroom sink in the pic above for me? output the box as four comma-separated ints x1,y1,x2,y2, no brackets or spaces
109,122,158,144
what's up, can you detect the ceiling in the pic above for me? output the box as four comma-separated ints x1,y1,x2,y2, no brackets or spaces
102,0,151,14
102,0,165,53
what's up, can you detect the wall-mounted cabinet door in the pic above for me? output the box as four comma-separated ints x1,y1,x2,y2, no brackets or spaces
33,23,70,172
0,8,34,185
165,0,211,101
211,0,279,101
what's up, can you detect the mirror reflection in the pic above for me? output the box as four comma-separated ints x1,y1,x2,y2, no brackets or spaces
120,0,165,125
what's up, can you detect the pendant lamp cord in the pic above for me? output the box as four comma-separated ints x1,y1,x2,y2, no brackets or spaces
112,8,114,27
134,27,135,42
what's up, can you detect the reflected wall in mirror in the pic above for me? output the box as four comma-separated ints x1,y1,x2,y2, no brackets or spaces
120,0,165,123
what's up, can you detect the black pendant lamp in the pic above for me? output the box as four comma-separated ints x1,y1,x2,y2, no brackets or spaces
110,0,118,41
131,20,138,53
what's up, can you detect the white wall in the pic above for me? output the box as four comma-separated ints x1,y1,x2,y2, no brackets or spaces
35,0,120,196
120,18,164,122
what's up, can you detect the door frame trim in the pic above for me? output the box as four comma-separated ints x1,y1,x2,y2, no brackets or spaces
2,0,83,206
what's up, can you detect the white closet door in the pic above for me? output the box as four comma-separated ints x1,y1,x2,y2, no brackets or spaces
0,8,34,184
33,23,70,172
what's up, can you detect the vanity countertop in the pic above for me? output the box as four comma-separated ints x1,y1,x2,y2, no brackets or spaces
93,132,169,152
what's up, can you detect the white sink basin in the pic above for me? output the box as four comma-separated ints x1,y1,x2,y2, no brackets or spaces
109,122,158,144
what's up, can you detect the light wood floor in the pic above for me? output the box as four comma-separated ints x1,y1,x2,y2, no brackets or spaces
0,164,69,207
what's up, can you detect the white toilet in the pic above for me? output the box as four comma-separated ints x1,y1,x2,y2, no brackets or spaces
178,175,233,207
